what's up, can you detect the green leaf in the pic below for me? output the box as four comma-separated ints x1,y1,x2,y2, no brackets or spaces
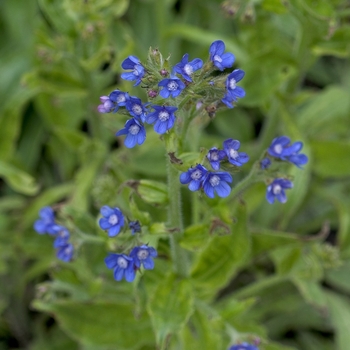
325,260,350,294
54,127,88,151
326,292,350,350
179,223,210,252
0,160,39,195
147,274,194,347
293,279,328,309
311,140,350,178
33,300,154,348
262,0,288,14
127,179,168,206
190,202,250,299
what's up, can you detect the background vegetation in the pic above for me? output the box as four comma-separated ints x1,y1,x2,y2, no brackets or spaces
1,0,350,349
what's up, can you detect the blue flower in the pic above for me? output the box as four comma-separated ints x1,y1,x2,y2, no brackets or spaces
260,157,271,170
125,96,148,122
229,343,259,350
105,253,136,282
130,245,157,270
266,178,293,204
225,69,246,100
121,55,145,86
34,206,56,234
206,147,226,170
49,224,70,246
173,53,203,82
180,164,208,191
99,206,125,237
158,76,186,98
56,243,74,262
116,118,146,148
221,92,236,109
267,136,308,168
146,105,177,134
223,139,249,166
97,90,130,114
209,40,235,71
203,172,233,198
129,220,141,235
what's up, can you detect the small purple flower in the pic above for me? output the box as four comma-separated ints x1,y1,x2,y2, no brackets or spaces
158,76,186,98
223,139,249,166
173,53,203,82
56,243,74,262
268,136,308,168
130,245,157,270
125,96,148,122
207,147,226,170
49,224,70,247
34,206,56,234
146,105,177,134
98,206,125,237
97,90,130,114
105,253,136,282
180,164,208,191
97,96,114,113
209,40,235,71
266,178,293,204
260,157,271,170
203,172,233,198
116,118,146,148
229,343,259,350
129,220,141,235
226,69,246,100
121,55,145,86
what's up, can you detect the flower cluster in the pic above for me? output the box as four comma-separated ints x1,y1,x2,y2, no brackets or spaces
180,138,249,198
261,136,308,204
97,40,246,148
33,207,74,262
98,205,157,282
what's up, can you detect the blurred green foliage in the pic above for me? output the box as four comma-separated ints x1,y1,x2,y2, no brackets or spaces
1,0,350,349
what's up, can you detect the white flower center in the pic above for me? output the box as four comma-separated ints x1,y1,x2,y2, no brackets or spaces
117,257,128,269
159,111,169,121
132,104,142,115
108,214,119,225
137,249,149,260
129,124,140,135
209,175,220,187
167,81,178,91
191,169,202,180
183,64,193,75
214,54,222,62
273,184,282,195
64,245,73,255
274,144,283,154
133,68,139,76
229,148,239,159
210,151,219,161
229,78,237,90
117,95,126,103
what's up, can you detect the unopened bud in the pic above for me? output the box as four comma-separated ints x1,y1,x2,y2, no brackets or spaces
160,69,169,77
148,90,158,98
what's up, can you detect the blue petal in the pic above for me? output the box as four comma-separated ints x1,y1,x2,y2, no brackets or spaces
114,266,124,281
276,191,287,203
99,217,112,230
142,257,154,270
145,112,158,124
136,128,146,145
203,182,215,198
124,133,137,148
221,52,235,68
266,189,275,204
180,172,191,184
219,172,233,183
215,181,231,198
116,127,127,136
188,180,201,191
121,56,139,69
230,69,245,82
159,88,170,98
231,86,245,98
100,205,114,217
190,58,203,71
125,265,136,282
108,225,122,237
121,72,136,81
209,40,225,56
154,120,167,134
39,206,54,220
34,220,47,234
238,152,249,164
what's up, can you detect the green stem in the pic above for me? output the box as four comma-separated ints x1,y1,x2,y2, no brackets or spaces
167,162,189,277
229,164,259,201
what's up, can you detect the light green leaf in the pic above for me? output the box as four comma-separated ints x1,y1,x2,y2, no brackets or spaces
147,274,194,347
